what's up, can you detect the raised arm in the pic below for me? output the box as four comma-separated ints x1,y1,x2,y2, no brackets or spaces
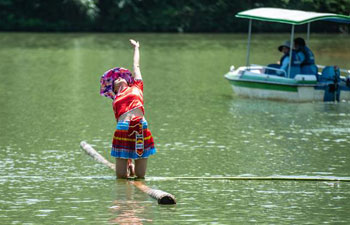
130,39,142,80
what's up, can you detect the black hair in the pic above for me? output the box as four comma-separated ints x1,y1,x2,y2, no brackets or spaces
294,37,306,47
112,79,116,94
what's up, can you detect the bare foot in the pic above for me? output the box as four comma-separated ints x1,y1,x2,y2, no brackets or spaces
127,159,135,177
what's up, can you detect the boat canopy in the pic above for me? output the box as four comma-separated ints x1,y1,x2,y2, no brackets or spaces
236,8,350,25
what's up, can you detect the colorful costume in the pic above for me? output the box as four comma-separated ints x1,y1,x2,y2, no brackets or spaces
100,67,156,159
111,118,156,158
113,80,145,119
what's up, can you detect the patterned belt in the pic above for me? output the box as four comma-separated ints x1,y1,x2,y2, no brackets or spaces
128,117,144,157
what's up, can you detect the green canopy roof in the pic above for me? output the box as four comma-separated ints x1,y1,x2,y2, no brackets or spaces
236,8,350,25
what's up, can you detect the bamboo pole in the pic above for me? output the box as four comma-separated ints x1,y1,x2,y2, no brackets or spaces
80,141,176,205
80,141,115,171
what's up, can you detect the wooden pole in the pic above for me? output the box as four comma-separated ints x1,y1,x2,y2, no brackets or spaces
80,141,176,205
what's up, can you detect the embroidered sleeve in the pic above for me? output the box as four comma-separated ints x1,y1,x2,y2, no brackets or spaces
133,79,143,91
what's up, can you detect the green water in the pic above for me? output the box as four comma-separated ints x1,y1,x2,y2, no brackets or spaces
1,32,350,224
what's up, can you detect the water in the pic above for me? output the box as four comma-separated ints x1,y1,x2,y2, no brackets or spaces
1,32,350,224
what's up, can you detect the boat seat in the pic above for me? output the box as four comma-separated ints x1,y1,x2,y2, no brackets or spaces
294,74,317,82
301,64,317,75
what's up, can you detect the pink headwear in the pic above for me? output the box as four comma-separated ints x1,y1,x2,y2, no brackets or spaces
99,67,134,99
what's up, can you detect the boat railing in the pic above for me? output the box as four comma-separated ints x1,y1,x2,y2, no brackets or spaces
249,64,287,77
317,64,350,76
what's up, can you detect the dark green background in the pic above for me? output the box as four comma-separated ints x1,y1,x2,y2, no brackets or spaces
0,0,349,32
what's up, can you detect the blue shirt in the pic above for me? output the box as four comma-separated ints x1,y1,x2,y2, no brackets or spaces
279,51,303,77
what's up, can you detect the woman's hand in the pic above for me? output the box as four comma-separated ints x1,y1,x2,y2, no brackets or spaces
130,39,140,48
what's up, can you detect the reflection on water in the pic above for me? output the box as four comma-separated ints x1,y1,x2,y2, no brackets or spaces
109,182,152,224
0,33,350,224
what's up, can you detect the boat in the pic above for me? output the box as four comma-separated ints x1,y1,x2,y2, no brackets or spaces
224,8,350,102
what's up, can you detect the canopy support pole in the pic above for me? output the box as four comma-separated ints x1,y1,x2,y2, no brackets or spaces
307,23,310,43
288,24,295,78
246,19,252,67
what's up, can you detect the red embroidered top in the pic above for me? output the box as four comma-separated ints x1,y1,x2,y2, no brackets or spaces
113,80,144,120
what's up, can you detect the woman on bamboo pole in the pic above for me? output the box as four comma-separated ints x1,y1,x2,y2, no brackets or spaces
99,39,156,179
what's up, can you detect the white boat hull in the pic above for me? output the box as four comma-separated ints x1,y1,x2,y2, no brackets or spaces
225,66,350,102
231,85,326,102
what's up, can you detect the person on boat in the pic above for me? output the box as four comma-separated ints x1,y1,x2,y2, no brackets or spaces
294,37,317,75
266,40,302,78
99,39,156,179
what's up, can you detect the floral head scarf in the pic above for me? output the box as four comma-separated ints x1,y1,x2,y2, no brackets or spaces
99,67,134,99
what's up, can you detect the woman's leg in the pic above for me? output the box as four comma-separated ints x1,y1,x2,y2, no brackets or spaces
128,159,135,177
135,158,148,178
116,158,128,179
